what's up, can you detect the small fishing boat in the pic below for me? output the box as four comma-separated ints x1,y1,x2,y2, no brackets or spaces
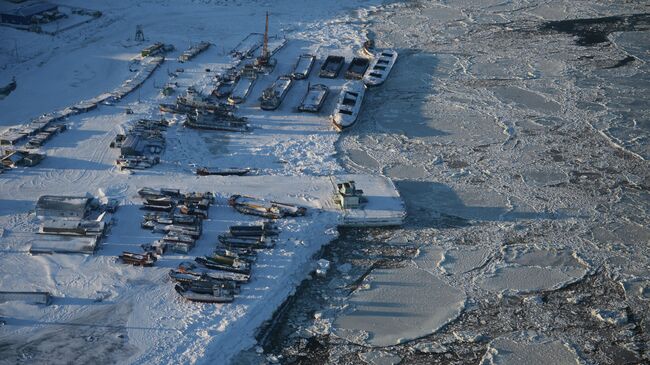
119,251,157,266
169,271,240,294
292,54,315,80
138,187,181,198
213,247,257,262
163,233,195,245
196,167,251,176
229,222,279,237
116,156,159,171
298,84,329,113
174,283,234,303
178,262,250,283
228,194,307,219
178,205,208,219
195,256,251,274
260,76,293,110
363,50,398,86
331,81,366,131
176,87,234,113
142,197,174,212
185,111,251,132
218,233,276,249
345,57,370,80
319,55,345,78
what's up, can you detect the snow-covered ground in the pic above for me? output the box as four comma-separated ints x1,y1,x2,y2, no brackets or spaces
0,1,400,364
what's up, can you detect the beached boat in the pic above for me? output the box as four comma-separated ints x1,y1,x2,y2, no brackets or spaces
319,55,345,78
119,251,156,266
174,283,234,303
195,256,251,274
228,75,256,104
196,167,251,176
298,84,329,113
363,50,398,86
260,76,293,110
176,87,234,113
228,194,307,219
345,57,370,80
159,103,194,114
153,224,201,239
213,247,257,263
331,81,367,131
185,111,251,132
179,262,250,283
142,197,174,212
116,156,159,170
178,205,208,219
292,54,315,79
230,222,279,237
169,271,240,294
163,232,195,245
218,233,275,249
138,187,181,199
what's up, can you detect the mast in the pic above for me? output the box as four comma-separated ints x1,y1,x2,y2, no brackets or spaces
262,11,269,59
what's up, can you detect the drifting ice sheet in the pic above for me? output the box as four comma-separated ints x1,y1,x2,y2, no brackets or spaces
333,265,466,347
478,247,589,295
480,331,584,365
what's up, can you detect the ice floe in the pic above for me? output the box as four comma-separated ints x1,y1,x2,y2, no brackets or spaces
332,265,465,347
478,246,589,295
480,331,584,365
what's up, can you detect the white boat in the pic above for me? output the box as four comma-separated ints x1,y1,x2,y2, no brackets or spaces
331,81,366,131
362,50,398,87
292,54,315,80
298,84,329,112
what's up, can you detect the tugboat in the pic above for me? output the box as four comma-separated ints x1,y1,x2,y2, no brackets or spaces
298,83,329,112
363,50,398,87
260,75,293,110
331,81,366,131
319,55,345,78
291,54,315,80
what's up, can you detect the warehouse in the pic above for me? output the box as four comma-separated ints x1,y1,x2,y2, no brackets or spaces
0,2,58,25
